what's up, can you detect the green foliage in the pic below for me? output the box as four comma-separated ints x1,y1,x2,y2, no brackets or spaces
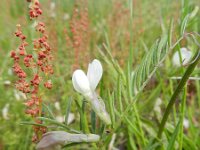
0,0,200,150
132,34,168,96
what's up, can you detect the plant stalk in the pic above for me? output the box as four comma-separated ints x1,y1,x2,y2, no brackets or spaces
157,50,200,139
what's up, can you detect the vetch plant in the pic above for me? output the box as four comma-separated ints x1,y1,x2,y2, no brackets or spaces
72,59,111,125
5,1,200,149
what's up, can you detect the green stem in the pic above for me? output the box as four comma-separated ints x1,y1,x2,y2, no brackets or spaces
37,117,82,134
157,51,200,139
133,104,147,146
169,79,177,124
128,0,133,66
178,86,187,150
196,78,200,108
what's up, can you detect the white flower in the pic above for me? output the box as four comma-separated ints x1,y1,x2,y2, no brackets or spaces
14,89,27,101
72,59,103,99
54,102,61,110
4,80,11,85
36,131,100,150
31,21,38,29
50,13,56,18
55,116,64,123
67,113,75,125
55,113,75,125
49,2,56,18
2,104,9,120
154,98,162,113
72,59,111,125
50,2,56,10
183,118,189,129
172,47,192,67
63,13,70,21
72,69,92,98
8,68,13,76
154,98,162,119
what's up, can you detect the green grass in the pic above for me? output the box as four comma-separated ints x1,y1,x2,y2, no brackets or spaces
0,0,200,149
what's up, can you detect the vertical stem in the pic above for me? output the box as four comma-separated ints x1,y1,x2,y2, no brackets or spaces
128,0,133,67
178,85,187,150
133,104,147,146
157,51,200,139
127,62,133,101
82,101,89,133
196,79,200,107
117,75,123,113
169,79,177,124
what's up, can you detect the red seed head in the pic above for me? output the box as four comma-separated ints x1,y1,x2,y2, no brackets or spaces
19,50,25,56
44,80,52,89
10,51,16,58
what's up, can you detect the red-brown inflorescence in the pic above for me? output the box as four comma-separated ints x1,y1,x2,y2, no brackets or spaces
11,0,53,143
65,0,90,70
29,0,43,20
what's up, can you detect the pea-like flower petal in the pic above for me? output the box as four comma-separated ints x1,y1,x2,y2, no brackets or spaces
172,48,192,66
36,131,100,150
87,59,103,91
72,59,111,125
72,69,92,97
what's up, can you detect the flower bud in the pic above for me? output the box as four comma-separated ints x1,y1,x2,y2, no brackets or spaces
36,131,100,150
172,48,192,67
